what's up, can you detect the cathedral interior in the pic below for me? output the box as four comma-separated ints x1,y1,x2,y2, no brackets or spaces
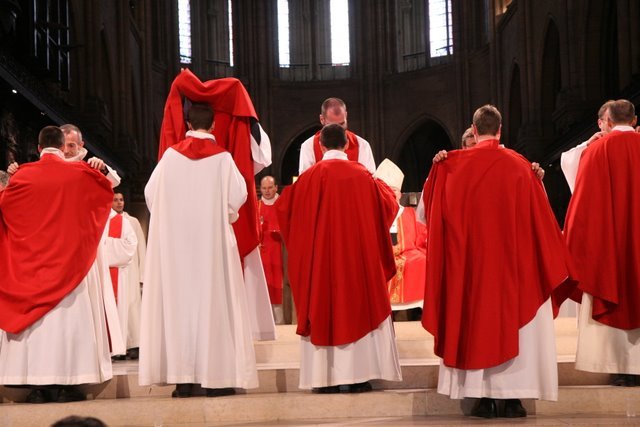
0,0,638,230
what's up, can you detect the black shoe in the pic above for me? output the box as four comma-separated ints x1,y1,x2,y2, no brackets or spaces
57,387,86,403
503,398,527,418
111,355,127,362
312,385,341,394
171,383,193,398
204,387,236,397
345,382,373,393
611,374,639,387
126,348,139,360
470,398,497,418
25,389,51,404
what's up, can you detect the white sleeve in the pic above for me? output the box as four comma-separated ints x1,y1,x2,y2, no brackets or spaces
105,164,121,188
127,215,147,280
251,123,272,175
560,141,589,194
356,136,376,173
298,137,316,174
105,218,138,267
144,160,162,211
228,156,248,223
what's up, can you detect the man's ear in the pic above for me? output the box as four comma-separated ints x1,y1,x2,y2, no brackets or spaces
37,146,42,153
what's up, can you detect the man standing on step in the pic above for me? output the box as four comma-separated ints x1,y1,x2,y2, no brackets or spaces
564,99,640,387
0,126,117,403
277,124,402,393
422,105,576,418
112,192,147,360
140,103,258,398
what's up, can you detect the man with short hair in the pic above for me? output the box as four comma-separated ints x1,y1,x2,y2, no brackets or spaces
561,100,615,193
111,192,147,359
277,123,402,393
564,99,640,387
258,176,285,324
0,125,118,403
298,98,376,174
141,103,258,398
421,105,576,418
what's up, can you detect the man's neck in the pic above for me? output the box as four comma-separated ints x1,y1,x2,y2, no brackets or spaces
476,135,499,142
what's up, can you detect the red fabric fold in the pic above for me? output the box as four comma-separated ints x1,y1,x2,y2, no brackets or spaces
421,140,577,369
158,69,259,257
0,154,113,334
564,130,640,329
171,136,226,160
276,159,398,346
312,130,360,163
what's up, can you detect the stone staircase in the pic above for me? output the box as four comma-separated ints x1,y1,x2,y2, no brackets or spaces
1,319,638,427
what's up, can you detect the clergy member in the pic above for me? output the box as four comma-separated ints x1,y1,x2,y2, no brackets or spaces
112,192,147,360
258,176,285,324
276,123,402,393
560,100,614,193
0,125,117,403
298,98,376,174
375,159,427,319
158,69,275,341
140,103,258,398
105,207,138,360
422,105,577,418
564,99,640,387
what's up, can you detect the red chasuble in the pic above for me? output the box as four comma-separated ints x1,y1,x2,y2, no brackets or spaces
0,154,113,334
258,200,283,304
158,69,261,258
312,130,360,163
421,140,577,370
388,207,427,305
564,130,640,329
109,213,124,298
276,159,398,346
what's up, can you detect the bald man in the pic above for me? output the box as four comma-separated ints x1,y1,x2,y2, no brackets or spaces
258,176,284,324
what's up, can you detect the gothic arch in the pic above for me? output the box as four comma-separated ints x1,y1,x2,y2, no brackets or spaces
584,0,619,100
393,117,453,192
279,124,321,186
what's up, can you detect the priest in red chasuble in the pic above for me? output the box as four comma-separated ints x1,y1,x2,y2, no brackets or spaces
564,99,640,387
0,126,115,403
276,124,402,393
258,175,285,324
421,105,577,418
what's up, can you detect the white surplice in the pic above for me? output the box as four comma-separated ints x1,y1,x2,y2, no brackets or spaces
437,299,558,401
139,141,258,389
123,212,146,348
560,141,589,194
298,133,376,174
105,211,138,349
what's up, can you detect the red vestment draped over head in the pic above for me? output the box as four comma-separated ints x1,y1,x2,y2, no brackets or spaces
158,69,260,257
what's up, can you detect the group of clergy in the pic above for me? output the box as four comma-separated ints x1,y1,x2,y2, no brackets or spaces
0,67,638,422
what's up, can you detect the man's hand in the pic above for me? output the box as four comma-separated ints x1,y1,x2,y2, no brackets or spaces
586,131,606,146
433,150,448,163
87,157,107,173
531,162,545,180
7,162,19,176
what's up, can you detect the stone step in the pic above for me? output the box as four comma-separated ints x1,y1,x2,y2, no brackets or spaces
1,386,639,427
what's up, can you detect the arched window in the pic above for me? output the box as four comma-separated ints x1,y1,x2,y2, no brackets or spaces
277,0,351,81
178,0,192,64
396,0,453,72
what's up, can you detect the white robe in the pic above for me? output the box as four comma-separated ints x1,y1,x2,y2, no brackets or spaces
105,211,138,349
123,212,146,348
437,299,558,401
298,133,376,174
0,199,124,384
66,147,121,188
560,140,589,194
139,144,258,389
298,315,402,389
